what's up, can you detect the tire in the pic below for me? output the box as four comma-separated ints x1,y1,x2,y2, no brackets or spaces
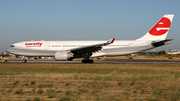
82,60,87,63
22,59,27,63
88,59,94,63
68,58,73,61
82,59,94,63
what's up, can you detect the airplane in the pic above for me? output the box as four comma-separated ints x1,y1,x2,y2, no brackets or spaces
6,14,174,63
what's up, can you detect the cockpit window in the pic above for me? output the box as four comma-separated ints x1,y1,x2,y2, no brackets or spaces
10,45,14,47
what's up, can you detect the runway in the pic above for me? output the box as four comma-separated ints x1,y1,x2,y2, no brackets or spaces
1,59,180,64
105,59,180,64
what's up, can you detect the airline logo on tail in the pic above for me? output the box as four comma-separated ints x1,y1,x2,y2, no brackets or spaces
149,17,171,36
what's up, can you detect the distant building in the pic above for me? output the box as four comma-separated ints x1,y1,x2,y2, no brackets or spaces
138,51,159,55
167,50,180,55
138,50,180,55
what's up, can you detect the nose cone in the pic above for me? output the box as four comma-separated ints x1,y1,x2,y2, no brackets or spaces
6,47,10,53
6,47,14,53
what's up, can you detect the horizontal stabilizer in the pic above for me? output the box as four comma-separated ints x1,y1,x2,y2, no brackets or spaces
151,39,173,47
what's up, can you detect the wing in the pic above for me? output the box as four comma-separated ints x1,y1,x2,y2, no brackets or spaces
69,38,115,54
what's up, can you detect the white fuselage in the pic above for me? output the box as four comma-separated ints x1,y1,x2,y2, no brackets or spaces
6,40,153,57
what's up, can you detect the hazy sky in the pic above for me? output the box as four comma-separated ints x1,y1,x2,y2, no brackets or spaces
0,0,180,52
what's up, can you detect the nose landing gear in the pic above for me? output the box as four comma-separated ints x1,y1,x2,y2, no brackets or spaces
22,56,27,63
22,59,27,63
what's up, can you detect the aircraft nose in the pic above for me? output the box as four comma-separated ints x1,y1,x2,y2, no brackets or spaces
6,47,12,53
6,48,10,53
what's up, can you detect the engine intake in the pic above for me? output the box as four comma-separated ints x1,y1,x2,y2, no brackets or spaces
55,51,73,61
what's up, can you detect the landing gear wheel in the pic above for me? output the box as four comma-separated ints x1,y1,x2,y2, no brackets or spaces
22,59,27,63
68,58,73,61
82,59,94,63
82,59,87,63
88,59,94,63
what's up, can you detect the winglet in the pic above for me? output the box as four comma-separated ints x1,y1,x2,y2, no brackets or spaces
107,38,115,44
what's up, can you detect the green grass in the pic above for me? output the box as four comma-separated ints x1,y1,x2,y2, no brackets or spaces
34,97,40,101
37,89,43,95
15,89,24,95
58,96,71,101
0,64,180,100
13,81,19,85
31,81,36,85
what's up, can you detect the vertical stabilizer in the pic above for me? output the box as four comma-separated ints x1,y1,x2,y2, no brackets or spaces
137,14,174,41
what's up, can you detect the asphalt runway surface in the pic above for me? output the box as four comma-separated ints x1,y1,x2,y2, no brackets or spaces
1,59,180,64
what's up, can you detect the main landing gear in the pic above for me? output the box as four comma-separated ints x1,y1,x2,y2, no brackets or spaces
81,53,94,63
82,59,94,63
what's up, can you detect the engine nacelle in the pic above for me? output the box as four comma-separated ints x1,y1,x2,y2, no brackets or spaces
55,51,73,61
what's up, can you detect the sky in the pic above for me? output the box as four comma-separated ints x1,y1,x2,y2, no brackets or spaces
0,0,180,52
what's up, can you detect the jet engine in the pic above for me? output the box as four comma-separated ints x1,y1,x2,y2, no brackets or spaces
55,51,73,61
